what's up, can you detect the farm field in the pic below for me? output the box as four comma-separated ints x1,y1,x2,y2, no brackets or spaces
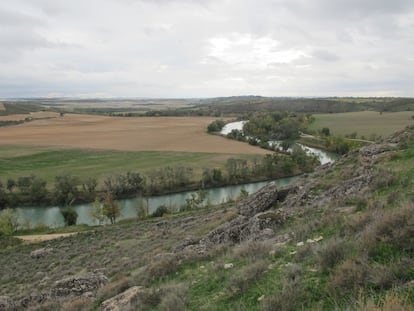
0,147,262,185
0,114,267,154
0,115,268,184
0,111,59,121
310,110,414,138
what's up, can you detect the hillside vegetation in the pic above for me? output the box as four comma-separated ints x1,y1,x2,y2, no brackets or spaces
1,125,414,310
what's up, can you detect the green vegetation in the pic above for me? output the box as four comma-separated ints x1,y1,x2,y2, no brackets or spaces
1,126,414,310
0,149,317,208
0,146,259,184
60,207,78,226
5,96,412,118
206,119,226,133
0,102,46,116
310,111,414,138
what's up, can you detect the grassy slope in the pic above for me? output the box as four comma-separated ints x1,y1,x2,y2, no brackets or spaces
0,145,261,185
310,111,414,138
1,126,414,310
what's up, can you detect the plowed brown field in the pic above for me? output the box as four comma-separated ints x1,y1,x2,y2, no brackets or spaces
0,114,268,154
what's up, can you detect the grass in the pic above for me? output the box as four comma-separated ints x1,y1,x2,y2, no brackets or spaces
0,145,261,185
310,111,414,138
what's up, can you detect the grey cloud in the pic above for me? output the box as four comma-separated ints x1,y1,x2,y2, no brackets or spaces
0,0,413,97
0,8,44,27
311,50,340,62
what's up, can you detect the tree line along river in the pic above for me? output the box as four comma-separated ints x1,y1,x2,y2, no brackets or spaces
16,121,337,228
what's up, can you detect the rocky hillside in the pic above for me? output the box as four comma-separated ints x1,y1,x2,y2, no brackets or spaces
1,126,414,310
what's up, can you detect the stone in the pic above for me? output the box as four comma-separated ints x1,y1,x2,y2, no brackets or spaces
20,292,51,309
51,271,108,298
30,248,54,259
172,236,198,253
99,286,143,311
236,182,279,217
314,236,323,242
0,296,16,311
296,241,304,246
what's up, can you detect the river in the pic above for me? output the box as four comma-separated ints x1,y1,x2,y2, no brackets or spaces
221,121,337,165
17,177,297,228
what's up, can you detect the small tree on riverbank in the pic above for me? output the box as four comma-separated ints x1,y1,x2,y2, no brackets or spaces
0,208,19,235
102,193,121,224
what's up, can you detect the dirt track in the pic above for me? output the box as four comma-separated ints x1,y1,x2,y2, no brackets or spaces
0,114,269,154
16,232,78,242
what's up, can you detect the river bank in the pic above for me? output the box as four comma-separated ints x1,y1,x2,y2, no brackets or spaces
16,176,298,228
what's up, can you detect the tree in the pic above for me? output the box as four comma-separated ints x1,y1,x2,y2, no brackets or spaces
60,207,78,226
184,190,207,210
102,193,121,224
82,177,98,200
0,208,19,235
207,120,225,133
29,177,48,204
6,178,16,192
236,188,249,204
321,127,330,136
136,194,149,220
54,175,79,206
90,196,106,225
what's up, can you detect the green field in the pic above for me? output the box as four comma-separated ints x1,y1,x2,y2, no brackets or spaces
0,145,261,186
310,111,414,138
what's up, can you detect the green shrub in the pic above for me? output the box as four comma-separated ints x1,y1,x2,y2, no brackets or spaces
0,208,19,235
227,260,267,295
96,277,130,303
60,207,78,226
328,257,370,299
232,240,272,260
159,283,189,311
261,264,304,311
318,238,349,273
151,205,169,218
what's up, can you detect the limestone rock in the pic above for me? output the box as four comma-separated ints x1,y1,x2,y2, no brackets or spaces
236,182,279,217
30,248,54,259
20,291,51,309
99,286,143,311
172,236,198,253
51,271,108,298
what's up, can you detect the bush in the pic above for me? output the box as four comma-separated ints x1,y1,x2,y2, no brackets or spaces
60,207,78,226
97,277,130,302
232,240,272,260
328,257,370,299
151,205,169,218
141,254,179,283
0,208,19,235
318,238,349,273
227,260,267,295
207,120,225,133
356,292,413,311
159,283,189,311
359,201,414,257
261,264,304,311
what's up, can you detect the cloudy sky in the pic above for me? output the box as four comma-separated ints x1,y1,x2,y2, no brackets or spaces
1,0,414,98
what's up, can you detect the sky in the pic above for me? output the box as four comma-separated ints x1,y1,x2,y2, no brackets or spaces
1,0,414,98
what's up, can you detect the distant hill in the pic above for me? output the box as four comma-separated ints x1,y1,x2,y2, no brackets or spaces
196,96,414,114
